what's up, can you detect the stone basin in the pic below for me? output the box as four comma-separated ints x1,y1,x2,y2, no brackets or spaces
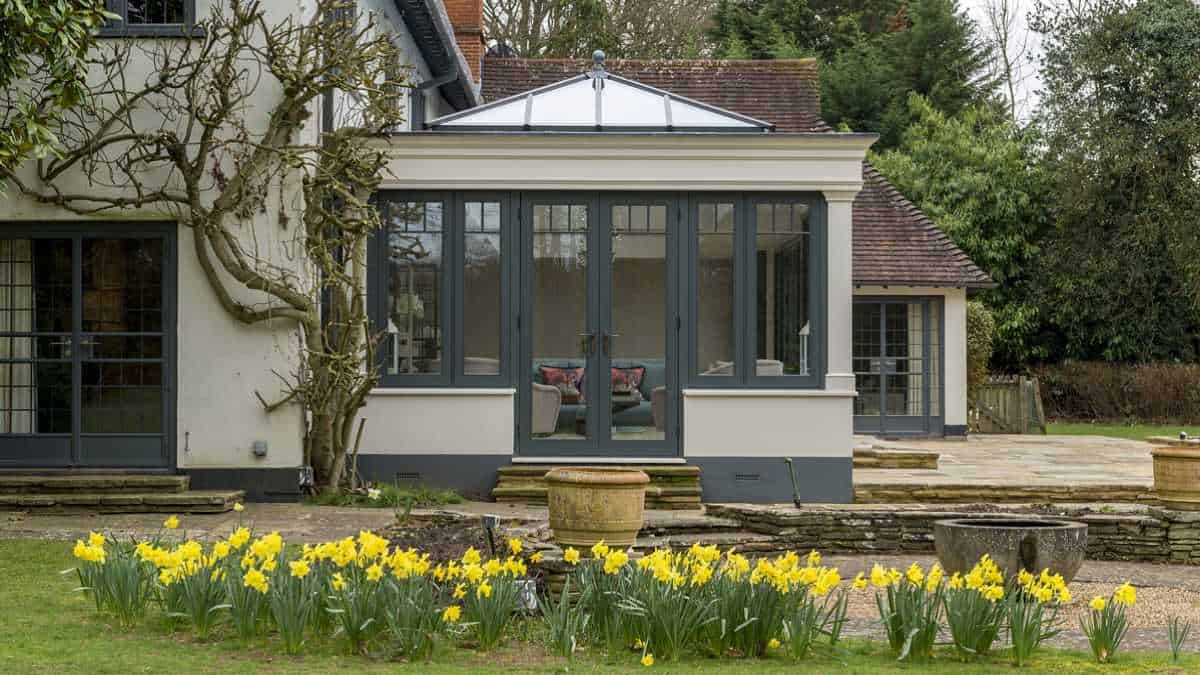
933,518,1088,583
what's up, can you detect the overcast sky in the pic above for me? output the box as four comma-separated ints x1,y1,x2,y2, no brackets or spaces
960,0,1045,119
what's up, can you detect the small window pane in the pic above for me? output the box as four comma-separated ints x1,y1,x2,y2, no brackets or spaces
756,202,810,376
649,205,666,232
697,203,735,376
126,1,186,25
387,199,444,375
464,202,482,232
612,205,629,232
630,205,648,231
463,202,502,376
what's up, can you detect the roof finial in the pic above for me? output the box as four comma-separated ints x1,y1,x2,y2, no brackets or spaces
591,49,607,78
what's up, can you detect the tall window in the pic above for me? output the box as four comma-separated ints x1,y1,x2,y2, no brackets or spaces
374,193,510,387
385,200,445,377
689,194,824,388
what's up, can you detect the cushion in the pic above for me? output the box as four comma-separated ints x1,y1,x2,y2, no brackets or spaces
611,366,646,395
539,366,584,399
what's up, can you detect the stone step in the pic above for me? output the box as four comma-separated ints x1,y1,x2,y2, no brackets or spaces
0,489,244,514
854,482,1155,504
493,484,702,499
634,530,788,554
853,447,939,470
0,473,190,494
497,464,700,479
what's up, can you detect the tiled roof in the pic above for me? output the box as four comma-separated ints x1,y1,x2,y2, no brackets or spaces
481,56,993,289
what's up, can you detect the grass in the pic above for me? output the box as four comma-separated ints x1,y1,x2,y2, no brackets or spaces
307,482,464,509
1046,421,1200,442
3,538,1199,674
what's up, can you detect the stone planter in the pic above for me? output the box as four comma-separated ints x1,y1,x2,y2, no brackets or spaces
1149,437,1200,511
934,518,1088,583
545,467,649,549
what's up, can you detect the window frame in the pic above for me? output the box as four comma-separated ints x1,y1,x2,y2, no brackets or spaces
684,192,826,389
100,1,199,38
372,191,513,388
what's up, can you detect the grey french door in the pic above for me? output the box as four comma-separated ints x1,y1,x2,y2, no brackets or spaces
518,193,679,456
853,298,943,435
0,227,174,468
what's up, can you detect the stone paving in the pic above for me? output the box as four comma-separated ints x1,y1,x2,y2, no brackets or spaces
855,433,1155,487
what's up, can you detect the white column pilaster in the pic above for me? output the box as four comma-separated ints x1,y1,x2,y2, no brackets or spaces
823,191,859,393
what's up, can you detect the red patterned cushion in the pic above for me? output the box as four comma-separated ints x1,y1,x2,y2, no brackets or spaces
539,366,584,398
611,366,646,394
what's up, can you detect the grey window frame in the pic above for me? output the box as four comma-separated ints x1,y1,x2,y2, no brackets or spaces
684,192,826,389
100,1,200,38
371,191,513,388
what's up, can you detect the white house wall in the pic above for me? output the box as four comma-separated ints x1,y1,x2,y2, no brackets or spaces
0,0,444,491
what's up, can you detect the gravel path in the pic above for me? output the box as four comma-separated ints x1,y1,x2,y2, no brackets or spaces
826,553,1200,652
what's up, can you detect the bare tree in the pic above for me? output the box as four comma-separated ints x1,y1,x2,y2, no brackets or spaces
0,0,407,490
484,0,714,58
983,0,1033,122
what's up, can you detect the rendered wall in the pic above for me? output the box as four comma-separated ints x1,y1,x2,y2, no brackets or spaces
0,0,447,474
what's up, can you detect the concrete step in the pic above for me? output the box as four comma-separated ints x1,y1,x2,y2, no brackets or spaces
494,463,703,511
0,489,244,513
0,473,189,494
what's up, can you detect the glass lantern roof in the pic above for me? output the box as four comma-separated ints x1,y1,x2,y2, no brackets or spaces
427,51,774,133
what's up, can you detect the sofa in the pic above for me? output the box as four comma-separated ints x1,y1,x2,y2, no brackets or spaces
531,359,667,435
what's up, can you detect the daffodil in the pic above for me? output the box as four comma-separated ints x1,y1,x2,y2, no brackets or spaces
530,551,544,564
476,581,493,598
289,560,311,578
852,572,867,590
243,567,269,593
233,502,245,512
331,572,346,591
507,537,523,555
563,547,581,565
462,547,482,565
453,583,466,600
366,563,384,582
163,515,180,530
768,638,782,649
1113,582,1136,607
442,605,462,622
641,653,655,667
1090,596,1106,611
591,540,610,559
87,531,105,548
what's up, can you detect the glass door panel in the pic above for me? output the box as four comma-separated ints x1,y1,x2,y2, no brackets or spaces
79,238,167,466
0,239,73,466
605,200,670,443
527,200,594,443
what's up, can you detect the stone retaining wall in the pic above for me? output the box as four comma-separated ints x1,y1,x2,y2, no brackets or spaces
704,503,1200,564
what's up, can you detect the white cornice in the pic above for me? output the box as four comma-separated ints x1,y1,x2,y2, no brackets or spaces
374,132,873,192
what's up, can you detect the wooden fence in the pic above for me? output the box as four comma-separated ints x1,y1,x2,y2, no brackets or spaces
970,375,1047,434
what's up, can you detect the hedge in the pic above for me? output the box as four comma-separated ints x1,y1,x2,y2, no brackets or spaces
1036,361,1200,424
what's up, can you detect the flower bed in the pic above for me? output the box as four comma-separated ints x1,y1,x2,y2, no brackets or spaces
66,512,1167,668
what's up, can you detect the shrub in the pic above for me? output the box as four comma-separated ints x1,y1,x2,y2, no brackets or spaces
1037,361,1200,424
966,300,996,406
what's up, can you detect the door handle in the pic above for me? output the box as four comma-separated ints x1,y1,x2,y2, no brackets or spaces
601,332,621,356
578,331,595,354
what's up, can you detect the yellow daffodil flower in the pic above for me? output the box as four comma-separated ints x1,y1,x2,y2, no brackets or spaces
641,653,655,667
563,547,581,565
289,560,310,578
507,537,523,555
1090,596,1106,611
1113,582,1136,607
442,605,462,623
163,515,180,530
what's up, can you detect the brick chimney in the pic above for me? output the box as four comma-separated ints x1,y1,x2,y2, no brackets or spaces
443,0,483,83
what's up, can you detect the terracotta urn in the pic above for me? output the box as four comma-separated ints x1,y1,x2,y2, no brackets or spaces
545,467,649,549
1149,436,1200,511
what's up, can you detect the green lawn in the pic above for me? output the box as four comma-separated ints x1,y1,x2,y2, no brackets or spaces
1046,421,1200,441
1,538,1196,674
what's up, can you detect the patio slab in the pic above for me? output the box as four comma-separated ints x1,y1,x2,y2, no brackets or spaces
854,434,1155,487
